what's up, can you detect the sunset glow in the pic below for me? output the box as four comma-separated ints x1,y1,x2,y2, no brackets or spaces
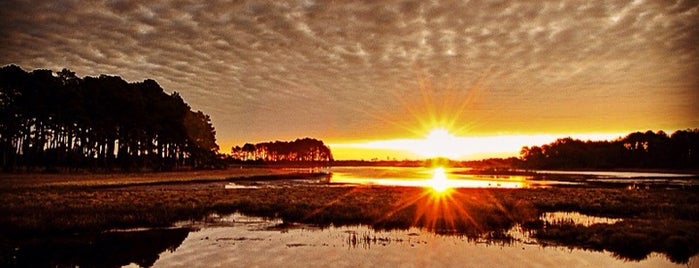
419,129,460,158
330,132,626,160
1,1,697,266
329,167,530,189
2,1,696,153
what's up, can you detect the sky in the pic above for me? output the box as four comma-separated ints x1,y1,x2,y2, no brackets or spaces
1,0,697,160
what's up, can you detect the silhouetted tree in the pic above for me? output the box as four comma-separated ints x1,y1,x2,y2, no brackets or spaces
231,138,333,165
0,65,221,171
519,130,699,169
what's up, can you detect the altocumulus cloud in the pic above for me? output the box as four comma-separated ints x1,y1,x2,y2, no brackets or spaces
1,0,697,144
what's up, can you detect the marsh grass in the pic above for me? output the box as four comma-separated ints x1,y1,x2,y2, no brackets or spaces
0,173,697,263
531,218,699,263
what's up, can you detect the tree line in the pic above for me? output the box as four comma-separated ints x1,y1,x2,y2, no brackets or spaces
519,129,699,169
0,65,220,172
230,138,333,164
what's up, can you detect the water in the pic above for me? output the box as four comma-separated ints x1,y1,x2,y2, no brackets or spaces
328,166,699,189
7,211,693,267
220,167,697,189
4,228,191,267
330,167,542,188
144,213,692,267
537,170,695,178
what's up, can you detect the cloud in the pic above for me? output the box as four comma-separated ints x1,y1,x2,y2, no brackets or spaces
1,0,697,144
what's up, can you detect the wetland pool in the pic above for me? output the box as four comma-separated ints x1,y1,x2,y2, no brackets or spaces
149,213,695,268
269,166,698,189
8,212,696,268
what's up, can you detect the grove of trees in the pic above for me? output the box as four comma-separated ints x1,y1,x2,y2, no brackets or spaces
231,138,333,164
0,65,220,172
519,130,699,169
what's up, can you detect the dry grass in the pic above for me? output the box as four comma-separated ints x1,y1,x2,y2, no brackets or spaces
0,171,697,263
0,167,300,188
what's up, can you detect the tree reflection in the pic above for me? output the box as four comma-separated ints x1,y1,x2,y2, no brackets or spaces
530,218,698,263
2,228,190,267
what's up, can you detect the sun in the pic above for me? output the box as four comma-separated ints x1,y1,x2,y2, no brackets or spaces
426,128,453,141
417,128,462,159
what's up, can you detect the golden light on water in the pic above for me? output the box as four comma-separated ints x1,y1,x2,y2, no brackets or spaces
428,167,451,193
325,167,540,233
329,167,529,189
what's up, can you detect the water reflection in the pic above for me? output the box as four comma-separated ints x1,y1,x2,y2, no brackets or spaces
429,167,450,192
541,211,621,226
2,228,189,267
149,213,695,268
4,212,695,267
368,177,535,237
330,167,531,189
328,166,699,189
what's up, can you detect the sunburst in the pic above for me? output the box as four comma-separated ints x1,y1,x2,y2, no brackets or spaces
427,167,451,193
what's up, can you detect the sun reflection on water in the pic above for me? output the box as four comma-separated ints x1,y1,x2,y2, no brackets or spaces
329,167,529,189
428,167,450,193
326,167,534,234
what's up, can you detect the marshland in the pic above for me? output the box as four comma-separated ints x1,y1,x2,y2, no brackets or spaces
1,167,697,267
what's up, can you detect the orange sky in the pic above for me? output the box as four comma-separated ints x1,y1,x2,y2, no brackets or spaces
328,132,629,161
2,1,697,160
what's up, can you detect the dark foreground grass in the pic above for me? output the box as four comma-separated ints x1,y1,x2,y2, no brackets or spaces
0,175,698,264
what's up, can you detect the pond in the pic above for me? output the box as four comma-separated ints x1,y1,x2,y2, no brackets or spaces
9,212,693,267
327,166,699,189
153,212,697,268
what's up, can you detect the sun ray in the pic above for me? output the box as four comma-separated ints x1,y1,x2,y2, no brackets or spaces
407,188,485,234
374,188,432,225
368,168,499,234
448,191,487,233
448,69,491,135
301,185,370,222
387,68,493,138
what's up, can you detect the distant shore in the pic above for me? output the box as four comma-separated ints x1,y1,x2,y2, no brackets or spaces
1,165,696,189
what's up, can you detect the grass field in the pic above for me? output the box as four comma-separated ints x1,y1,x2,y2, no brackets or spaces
0,168,697,263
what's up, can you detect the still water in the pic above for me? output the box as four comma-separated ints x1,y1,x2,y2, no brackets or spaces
328,166,698,189
145,213,691,267
9,212,693,267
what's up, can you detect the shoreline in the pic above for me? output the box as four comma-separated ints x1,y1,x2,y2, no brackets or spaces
0,167,310,189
